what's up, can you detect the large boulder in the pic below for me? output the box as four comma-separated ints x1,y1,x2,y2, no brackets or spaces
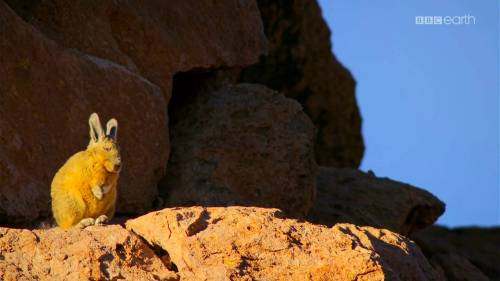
0,225,178,280
308,167,446,236
127,207,443,281
236,0,364,168
5,0,267,93
161,84,318,218
413,226,500,280
0,1,168,223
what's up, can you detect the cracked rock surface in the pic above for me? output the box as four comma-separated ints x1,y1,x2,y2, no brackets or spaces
0,225,179,281
126,207,443,281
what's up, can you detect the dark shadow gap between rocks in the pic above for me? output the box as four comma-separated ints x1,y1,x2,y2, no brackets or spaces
159,72,318,221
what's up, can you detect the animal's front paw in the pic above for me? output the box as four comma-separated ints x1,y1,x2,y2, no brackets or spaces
91,185,103,200
92,185,112,200
76,218,95,229
95,215,109,226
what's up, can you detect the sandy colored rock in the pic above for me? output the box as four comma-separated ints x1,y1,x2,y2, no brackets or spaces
161,84,318,218
6,0,267,93
0,2,168,223
0,225,178,281
414,226,500,280
308,167,445,236
236,0,364,168
127,206,443,281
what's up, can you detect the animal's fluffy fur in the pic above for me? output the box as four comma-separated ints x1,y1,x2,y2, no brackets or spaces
51,113,121,229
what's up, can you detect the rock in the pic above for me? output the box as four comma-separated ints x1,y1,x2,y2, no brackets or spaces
307,167,445,236
161,84,318,218
6,0,267,93
126,207,443,281
413,226,500,280
429,253,489,281
0,2,168,223
0,225,179,281
235,0,364,167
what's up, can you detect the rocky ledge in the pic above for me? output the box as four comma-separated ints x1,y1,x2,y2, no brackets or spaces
1,207,443,281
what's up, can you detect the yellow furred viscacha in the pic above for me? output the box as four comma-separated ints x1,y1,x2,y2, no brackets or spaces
51,113,121,229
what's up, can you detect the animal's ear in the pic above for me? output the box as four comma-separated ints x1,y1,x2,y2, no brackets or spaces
106,118,118,141
88,113,104,144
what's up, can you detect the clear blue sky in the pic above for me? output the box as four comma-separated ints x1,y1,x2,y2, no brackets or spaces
318,0,499,227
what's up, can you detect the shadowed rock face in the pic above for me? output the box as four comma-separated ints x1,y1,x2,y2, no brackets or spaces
0,225,179,281
1,0,267,223
308,167,446,236
126,207,443,281
237,0,364,168
428,253,489,281
161,84,318,218
0,1,168,223
5,0,268,94
413,226,500,281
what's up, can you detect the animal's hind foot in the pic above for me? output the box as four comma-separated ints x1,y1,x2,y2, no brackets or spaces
76,218,95,229
95,215,109,226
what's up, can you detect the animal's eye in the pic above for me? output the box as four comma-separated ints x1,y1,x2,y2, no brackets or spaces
104,146,111,151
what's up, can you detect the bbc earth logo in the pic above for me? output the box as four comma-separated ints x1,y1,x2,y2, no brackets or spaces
415,15,476,25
